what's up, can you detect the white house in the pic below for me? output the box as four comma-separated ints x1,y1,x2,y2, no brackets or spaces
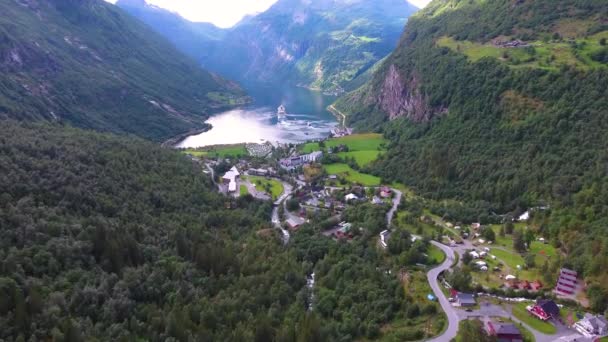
301,151,323,163
574,314,608,337
470,251,480,259
222,166,240,184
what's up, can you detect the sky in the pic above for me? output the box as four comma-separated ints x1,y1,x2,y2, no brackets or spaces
107,0,432,28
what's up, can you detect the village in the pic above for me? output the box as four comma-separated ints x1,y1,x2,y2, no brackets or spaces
184,132,608,342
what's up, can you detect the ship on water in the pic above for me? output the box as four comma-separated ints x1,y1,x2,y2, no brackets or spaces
277,105,287,117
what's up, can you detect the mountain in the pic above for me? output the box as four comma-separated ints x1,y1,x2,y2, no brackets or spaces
335,0,608,304
118,0,419,93
116,0,225,59
0,0,248,142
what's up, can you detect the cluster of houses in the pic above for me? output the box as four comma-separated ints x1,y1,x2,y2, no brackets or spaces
574,313,608,338
330,127,353,138
504,279,543,292
279,151,323,170
492,38,529,48
524,298,608,338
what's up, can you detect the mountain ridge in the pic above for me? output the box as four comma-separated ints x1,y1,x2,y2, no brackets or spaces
117,0,419,92
0,0,248,141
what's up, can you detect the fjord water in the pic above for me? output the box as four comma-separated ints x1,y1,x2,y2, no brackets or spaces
177,84,339,148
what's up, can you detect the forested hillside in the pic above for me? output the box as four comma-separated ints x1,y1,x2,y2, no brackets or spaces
118,0,418,93
0,121,443,340
0,0,247,141
334,0,608,308
116,0,225,60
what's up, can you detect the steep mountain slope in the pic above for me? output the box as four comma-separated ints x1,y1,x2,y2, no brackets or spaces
118,0,418,93
0,121,440,341
116,0,225,60
335,0,608,306
0,0,247,141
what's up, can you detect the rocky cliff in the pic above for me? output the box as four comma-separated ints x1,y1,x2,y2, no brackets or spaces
378,64,440,122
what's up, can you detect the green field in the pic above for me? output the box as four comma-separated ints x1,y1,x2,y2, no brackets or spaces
324,163,381,186
428,245,446,265
512,302,557,334
301,133,387,153
247,176,284,200
437,31,608,70
183,144,248,158
337,150,381,167
239,184,248,196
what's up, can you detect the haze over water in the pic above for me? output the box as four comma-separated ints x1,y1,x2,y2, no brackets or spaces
177,85,339,148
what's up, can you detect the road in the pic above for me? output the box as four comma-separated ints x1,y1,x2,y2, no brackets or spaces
386,189,402,226
424,243,584,341
271,181,293,245
426,241,459,342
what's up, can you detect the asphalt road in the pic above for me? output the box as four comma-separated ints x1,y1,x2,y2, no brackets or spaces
426,241,459,342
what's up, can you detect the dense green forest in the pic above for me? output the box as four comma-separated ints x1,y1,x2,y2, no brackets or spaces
0,121,443,341
0,0,247,142
334,0,608,309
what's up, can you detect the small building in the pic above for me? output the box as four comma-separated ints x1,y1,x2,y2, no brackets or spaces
222,166,240,184
475,261,488,268
456,292,476,307
556,268,578,295
528,299,560,321
301,151,323,163
249,168,269,176
380,187,392,198
518,211,530,222
530,280,543,291
574,314,608,337
472,223,481,230
487,322,523,342
470,251,480,259
228,180,237,193
372,196,383,205
380,230,390,248
328,174,338,180
286,217,305,230
345,193,359,202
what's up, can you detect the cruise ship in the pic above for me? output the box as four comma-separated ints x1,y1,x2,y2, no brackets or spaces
277,105,287,117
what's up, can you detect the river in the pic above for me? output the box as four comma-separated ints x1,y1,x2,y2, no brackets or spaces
177,84,339,148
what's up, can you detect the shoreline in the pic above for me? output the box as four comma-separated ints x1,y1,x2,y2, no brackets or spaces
161,123,212,148
327,104,347,127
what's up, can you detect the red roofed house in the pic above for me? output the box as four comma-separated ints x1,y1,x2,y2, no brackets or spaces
528,299,560,321
530,280,543,291
380,186,392,198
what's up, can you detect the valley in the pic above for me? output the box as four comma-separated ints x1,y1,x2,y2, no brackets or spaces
1,0,607,340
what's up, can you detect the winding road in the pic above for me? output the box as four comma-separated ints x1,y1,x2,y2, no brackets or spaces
426,241,459,342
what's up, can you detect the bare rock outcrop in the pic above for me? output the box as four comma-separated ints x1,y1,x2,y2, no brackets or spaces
378,64,441,122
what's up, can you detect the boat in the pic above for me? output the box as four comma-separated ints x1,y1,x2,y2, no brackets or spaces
277,105,287,117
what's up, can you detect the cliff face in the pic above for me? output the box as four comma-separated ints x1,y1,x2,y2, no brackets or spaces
378,64,439,122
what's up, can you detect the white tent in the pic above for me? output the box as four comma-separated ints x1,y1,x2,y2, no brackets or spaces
505,275,516,280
